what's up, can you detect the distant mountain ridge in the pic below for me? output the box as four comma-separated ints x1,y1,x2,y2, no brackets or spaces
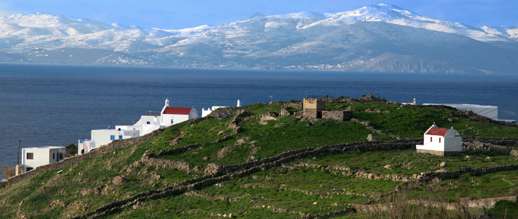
1,3,517,74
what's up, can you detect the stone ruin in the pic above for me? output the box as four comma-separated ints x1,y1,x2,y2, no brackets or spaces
302,98,352,121
321,110,353,121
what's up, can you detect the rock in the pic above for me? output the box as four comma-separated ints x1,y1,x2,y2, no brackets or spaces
80,188,97,196
439,162,447,168
49,200,65,208
235,138,247,146
434,168,447,173
485,156,492,161
112,176,125,185
367,134,374,142
280,108,290,117
465,155,471,160
259,113,278,125
383,164,392,169
511,150,518,157
205,163,223,176
209,108,234,119
217,146,234,159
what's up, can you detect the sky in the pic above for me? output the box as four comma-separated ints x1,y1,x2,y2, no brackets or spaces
1,0,517,29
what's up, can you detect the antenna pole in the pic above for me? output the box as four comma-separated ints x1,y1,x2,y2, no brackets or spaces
17,140,21,165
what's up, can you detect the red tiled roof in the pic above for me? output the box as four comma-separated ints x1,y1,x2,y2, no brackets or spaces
162,107,192,115
426,128,448,136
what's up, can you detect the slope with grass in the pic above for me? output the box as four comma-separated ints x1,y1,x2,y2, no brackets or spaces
1,96,518,218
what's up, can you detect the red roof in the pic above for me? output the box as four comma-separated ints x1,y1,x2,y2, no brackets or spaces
162,107,192,115
426,128,448,136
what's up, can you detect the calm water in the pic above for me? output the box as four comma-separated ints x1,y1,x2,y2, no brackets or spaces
1,64,518,178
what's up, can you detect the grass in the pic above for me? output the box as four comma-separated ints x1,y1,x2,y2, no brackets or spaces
487,200,518,219
407,171,518,201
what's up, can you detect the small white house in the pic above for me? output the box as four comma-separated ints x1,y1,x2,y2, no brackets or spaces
416,123,463,156
20,146,66,173
160,99,199,126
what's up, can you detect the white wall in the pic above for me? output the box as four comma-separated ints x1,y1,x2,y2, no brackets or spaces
21,147,65,171
78,139,95,155
131,115,161,135
416,134,445,152
91,129,122,148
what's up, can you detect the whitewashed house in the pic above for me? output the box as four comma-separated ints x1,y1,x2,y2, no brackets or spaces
20,146,66,173
78,99,198,155
160,99,199,126
416,123,463,156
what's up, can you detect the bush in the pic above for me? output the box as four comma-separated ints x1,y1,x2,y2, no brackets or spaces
65,144,77,157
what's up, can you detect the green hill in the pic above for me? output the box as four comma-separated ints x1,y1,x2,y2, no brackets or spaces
1,96,518,218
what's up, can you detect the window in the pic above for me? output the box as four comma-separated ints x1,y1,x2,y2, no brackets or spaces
110,135,116,141
171,119,174,124
147,121,151,125
52,153,56,160
26,153,34,160
439,138,442,143
58,153,64,161
430,137,433,142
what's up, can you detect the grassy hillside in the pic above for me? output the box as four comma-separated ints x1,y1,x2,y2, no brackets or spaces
1,97,518,218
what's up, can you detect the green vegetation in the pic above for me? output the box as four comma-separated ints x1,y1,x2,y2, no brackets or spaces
1,97,517,218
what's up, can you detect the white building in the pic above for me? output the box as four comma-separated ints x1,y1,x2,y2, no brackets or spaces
402,97,417,106
78,99,198,155
20,146,66,173
416,123,463,156
160,99,199,126
201,99,241,118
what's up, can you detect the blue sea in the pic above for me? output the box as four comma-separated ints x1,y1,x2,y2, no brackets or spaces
1,64,518,179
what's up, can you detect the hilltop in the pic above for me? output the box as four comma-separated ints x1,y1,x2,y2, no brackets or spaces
1,96,518,218
1,4,518,73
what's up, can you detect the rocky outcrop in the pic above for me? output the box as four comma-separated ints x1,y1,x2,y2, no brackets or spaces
259,112,278,125
228,109,251,134
208,108,234,119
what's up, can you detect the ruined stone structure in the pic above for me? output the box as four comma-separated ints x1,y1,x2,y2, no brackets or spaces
303,98,323,119
302,98,352,121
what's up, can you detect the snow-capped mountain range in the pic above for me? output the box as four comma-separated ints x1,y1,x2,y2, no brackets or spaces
1,3,517,74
